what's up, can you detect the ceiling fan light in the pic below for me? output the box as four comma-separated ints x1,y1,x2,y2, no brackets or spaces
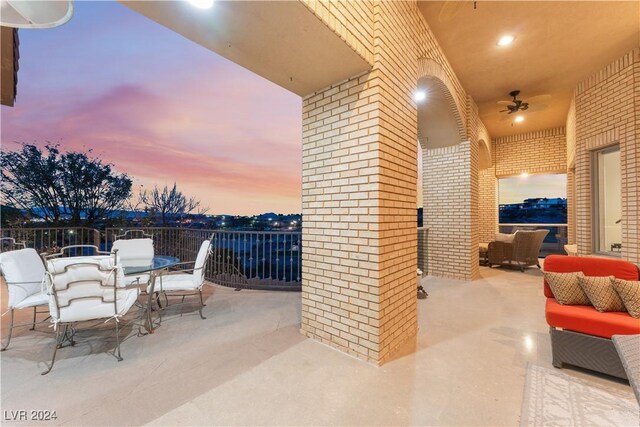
497,35,515,46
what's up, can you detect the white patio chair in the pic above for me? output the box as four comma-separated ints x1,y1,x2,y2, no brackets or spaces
42,256,138,375
147,239,212,322
0,248,49,351
0,237,26,252
111,238,154,287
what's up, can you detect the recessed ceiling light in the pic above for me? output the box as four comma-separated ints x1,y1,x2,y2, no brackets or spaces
497,35,515,46
414,90,427,102
187,0,214,9
520,172,529,179
514,115,525,123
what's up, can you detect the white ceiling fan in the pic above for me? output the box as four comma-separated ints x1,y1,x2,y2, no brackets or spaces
0,0,73,29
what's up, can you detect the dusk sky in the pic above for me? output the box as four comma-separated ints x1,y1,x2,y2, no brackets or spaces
499,173,567,205
1,1,302,215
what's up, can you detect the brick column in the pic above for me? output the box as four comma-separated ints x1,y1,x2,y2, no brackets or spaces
300,1,419,365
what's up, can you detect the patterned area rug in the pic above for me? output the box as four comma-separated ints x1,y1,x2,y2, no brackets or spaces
520,364,640,426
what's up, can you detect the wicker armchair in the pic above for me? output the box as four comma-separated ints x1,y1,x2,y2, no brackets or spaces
487,230,549,271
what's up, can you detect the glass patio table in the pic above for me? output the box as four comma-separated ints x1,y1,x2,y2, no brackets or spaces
123,256,180,334
123,256,180,276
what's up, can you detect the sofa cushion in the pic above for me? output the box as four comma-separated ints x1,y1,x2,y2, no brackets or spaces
613,279,640,319
546,298,640,339
543,255,640,298
578,275,625,312
544,271,590,305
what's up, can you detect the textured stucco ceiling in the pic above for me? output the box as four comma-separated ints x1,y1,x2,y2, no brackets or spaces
418,1,640,138
121,0,371,97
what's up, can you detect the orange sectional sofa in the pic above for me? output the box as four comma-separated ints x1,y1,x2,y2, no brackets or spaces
544,255,640,378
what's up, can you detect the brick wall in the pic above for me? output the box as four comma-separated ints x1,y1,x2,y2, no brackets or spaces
300,0,485,364
424,142,477,280
572,48,639,264
478,128,567,244
566,98,577,244
494,128,567,177
479,167,497,244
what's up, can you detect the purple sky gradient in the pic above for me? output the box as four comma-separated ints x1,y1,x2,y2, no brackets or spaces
1,1,302,215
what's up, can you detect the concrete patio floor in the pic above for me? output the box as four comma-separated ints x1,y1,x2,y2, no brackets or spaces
1,264,631,426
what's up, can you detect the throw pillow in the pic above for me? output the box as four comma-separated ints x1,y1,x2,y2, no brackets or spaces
495,232,515,243
544,271,590,305
612,279,640,318
578,275,625,312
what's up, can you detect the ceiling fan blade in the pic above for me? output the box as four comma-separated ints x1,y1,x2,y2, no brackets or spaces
527,104,549,112
526,94,552,104
497,100,514,106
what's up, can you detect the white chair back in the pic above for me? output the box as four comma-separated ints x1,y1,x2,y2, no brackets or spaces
0,248,46,309
192,240,212,288
46,256,127,324
111,238,154,268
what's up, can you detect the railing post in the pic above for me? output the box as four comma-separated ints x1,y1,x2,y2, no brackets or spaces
93,229,101,251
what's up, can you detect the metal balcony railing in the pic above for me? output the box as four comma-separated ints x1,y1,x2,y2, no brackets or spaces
104,227,302,291
2,226,429,290
0,227,100,255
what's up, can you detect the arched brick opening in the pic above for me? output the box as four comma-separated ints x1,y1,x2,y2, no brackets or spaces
478,139,492,170
417,58,478,280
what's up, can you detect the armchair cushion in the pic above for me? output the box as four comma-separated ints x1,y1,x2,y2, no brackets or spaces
613,279,640,318
0,248,46,309
495,232,515,243
13,290,49,309
544,271,590,305
148,274,198,293
111,238,154,268
578,275,625,312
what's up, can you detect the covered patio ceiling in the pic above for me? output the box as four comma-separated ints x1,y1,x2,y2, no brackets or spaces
418,1,640,137
121,0,372,97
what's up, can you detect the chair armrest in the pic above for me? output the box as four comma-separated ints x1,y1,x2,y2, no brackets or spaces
488,241,514,263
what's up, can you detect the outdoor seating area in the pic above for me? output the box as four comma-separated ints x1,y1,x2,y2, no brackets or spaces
0,233,213,375
1,1,639,426
1,262,637,425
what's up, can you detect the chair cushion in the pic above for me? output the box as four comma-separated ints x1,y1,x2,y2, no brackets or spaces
0,248,46,309
543,255,640,298
613,279,640,318
546,298,640,339
578,275,625,312
13,290,48,309
148,274,198,293
111,238,154,268
192,240,212,288
544,271,590,305
48,256,125,287
52,287,138,323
